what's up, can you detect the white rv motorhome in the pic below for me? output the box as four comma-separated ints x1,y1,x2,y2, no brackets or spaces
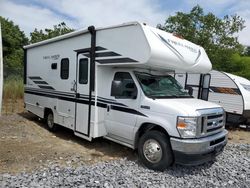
24,22,228,171
175,70,250,126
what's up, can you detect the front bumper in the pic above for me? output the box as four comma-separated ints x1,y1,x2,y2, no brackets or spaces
170,129,228,165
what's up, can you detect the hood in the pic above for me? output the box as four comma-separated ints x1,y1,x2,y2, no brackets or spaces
143,98,222,116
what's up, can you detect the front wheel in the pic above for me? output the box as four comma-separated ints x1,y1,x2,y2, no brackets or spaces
138,130,173,171
46,112,57,132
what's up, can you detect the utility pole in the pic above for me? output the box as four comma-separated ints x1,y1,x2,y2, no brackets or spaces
0,22,3,115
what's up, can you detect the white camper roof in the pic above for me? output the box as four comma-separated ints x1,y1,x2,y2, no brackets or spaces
24,22,211,73
141,25,211,73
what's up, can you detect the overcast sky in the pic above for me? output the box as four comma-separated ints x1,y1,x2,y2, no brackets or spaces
0,0,249,45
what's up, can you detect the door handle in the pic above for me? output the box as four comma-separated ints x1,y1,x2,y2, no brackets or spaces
107,105,110,112
71,80,76,92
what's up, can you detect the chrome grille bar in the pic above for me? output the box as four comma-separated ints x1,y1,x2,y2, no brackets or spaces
196,108,225,137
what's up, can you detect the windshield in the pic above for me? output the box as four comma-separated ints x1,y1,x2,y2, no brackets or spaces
135,72,192,99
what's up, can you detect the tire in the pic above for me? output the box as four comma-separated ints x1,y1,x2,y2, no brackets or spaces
46,111,57,132
138,130,173,171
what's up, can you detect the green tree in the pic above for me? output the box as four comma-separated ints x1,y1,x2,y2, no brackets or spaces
158,5,245,72
230,53,250,79
243,46,250,56
30,22,74,43
0,16,28,71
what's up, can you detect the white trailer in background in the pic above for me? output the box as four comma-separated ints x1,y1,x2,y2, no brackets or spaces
175,70,250,126
24,22,228,171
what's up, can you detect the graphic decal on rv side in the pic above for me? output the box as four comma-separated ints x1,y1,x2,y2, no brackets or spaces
28,76,55,90
150,30,201,63
24,88,147,117
84,51,121,58
29,76,42,80
75,46,138,64
32,81,48,84
185,84,241,95
74,46,106,54
96,58,137,64
209,87,241,95
37,85,55,90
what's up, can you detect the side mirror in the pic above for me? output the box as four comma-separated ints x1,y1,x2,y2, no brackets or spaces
186,86,193,96
202,74,211,89
111,80,123,97
111,79,137,99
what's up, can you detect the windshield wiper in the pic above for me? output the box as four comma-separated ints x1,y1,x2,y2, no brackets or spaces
147,95,177,99
147,95,193,99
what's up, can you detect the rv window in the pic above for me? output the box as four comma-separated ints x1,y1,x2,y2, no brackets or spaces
60,58,69,79
79,59,88,84
135,72,191,99
111,72,137,99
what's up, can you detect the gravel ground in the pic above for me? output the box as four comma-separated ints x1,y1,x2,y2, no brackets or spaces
1,143,249,188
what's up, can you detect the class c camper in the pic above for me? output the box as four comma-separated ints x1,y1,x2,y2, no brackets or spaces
175,70,250,126
24,22,228,171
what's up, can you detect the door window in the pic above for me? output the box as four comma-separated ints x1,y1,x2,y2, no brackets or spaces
111,72,137,99
60,58,69,79
79,58,88,84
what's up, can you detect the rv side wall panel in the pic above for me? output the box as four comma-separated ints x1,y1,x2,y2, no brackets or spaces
25,33,93,132
209,70,238,88
186,74,200,86
208,93,243,114
224,72,250,111
209,70,243,114
180,70,244,115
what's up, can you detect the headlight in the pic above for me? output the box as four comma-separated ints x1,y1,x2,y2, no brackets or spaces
177,117,198,138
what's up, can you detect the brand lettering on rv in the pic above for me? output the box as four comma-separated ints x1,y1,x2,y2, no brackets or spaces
167,39,198,53
43,56,50,60
51,54,60,60
43,54,60,60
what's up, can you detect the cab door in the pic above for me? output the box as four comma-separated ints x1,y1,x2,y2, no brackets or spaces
105,72,140,142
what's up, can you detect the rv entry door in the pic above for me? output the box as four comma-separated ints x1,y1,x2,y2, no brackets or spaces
75,56,90,136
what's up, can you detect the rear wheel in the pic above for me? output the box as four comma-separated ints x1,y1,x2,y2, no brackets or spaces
46,111,57,132
138,130,173,171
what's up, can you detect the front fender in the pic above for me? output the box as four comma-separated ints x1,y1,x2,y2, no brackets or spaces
134,111,180,140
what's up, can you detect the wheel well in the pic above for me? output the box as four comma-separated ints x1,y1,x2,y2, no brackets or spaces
134,123,169,149
44,108,53,119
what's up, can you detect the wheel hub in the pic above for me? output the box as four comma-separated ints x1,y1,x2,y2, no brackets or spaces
143,139,162,163
47,114,54,128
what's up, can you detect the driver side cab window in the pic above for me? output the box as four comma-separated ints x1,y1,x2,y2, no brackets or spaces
111,72,137,99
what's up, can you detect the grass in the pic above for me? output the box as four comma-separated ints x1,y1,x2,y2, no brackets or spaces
3,76,24,99
2,76,24,114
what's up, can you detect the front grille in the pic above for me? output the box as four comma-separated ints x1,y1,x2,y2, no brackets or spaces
207,114,223,119
197,108,225,137
207,125,223,132
207,119,223,126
